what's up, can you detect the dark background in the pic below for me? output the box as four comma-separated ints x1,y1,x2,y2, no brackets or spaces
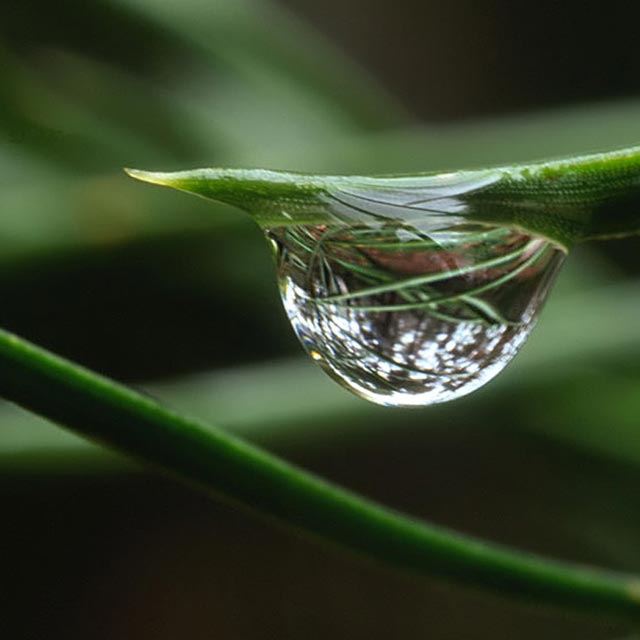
283,0,640,121
1,1,640,638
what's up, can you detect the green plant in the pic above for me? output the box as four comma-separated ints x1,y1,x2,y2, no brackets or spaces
127,145,640,248
2,146,640,619
4,1,640,636
1,315,640,619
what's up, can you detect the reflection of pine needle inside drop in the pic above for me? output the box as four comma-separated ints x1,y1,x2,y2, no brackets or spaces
280,224,553,326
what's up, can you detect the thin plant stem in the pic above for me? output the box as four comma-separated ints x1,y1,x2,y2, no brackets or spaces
0,327,639,619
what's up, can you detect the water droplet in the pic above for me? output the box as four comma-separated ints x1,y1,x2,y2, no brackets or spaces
266,221,564,407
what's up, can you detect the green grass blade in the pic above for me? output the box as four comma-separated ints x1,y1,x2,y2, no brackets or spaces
127,144,640,249
0,326,639,618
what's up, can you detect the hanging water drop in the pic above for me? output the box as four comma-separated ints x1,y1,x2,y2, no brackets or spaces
267,221,564,407
127,157,622,407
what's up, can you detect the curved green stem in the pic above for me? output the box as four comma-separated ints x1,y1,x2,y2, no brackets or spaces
0,326,639,618
127,144,640,249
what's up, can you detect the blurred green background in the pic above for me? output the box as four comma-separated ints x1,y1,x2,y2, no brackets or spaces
2,1,640,638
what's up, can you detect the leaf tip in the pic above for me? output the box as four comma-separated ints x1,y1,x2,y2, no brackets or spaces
124,168,175,187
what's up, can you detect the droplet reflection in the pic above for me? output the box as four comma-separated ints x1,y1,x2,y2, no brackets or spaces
267,222,564,407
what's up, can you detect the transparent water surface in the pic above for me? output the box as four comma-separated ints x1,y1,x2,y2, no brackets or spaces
267,222,564,407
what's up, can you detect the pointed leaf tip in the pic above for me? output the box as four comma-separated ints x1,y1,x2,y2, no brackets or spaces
123,166,334,221
124,168,177,187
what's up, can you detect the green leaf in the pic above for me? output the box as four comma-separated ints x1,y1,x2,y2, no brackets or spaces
126,144,640,249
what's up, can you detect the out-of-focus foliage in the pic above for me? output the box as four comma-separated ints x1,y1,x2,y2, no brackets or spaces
2,1,640,638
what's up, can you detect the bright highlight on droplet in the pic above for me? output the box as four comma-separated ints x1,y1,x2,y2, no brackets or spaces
267,222,564,407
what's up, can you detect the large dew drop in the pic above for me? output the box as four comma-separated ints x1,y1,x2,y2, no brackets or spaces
267,222,564,407
124,164,570,407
